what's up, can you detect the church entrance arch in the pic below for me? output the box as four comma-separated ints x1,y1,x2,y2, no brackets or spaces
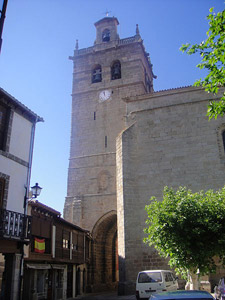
92,210,118,291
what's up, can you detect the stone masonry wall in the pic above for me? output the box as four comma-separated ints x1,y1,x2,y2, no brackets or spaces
65,21,158,292
65,39,153,231
117,87,225,293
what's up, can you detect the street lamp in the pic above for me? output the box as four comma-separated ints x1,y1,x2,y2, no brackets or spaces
19,182,42,299
31,183,42,199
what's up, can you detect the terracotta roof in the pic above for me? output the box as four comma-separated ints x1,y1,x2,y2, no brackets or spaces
56,217,89,233
28,200,61,216
28,200,89,233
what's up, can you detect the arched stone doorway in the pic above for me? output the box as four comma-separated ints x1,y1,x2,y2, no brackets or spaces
91,211,118,291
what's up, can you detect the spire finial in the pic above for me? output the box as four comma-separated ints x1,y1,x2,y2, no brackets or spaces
104,9,111,17
75,39,79,50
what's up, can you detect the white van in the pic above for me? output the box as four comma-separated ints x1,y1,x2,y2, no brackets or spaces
136,270,178,299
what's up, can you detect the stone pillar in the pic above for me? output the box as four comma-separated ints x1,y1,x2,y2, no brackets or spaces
80,268,84,295
72,265,76,298
1,253,22,300
63,266,67,300
11,254,22,300
0,254,5,296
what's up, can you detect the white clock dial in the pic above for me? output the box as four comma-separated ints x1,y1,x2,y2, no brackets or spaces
99,90,111,102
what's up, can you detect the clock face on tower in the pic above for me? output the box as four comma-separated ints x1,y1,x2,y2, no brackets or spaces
99,90,111,102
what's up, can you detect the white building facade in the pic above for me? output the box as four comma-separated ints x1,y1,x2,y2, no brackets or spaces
0,87,43,300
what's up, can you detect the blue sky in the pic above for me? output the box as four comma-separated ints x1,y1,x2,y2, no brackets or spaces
0,0,224,214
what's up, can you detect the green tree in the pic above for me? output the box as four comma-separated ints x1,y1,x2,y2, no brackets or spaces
180,8,225,119
144,186,225,289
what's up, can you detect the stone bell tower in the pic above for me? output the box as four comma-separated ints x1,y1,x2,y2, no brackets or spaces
64,16,155,291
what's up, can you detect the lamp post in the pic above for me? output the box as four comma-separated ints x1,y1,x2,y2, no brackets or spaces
19,183,42,299
30,182,42,199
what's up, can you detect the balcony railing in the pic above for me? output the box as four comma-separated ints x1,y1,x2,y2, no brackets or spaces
0,208,32,241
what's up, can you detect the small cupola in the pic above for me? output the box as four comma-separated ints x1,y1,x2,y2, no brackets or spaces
94,17,119,45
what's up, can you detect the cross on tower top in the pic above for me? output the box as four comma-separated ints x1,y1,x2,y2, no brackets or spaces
104,9,111,17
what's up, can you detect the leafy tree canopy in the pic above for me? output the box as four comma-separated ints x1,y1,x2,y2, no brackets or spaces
180,8,225,119
144,186,225,279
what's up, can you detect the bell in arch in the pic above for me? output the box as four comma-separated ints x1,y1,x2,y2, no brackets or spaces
102,29,110,42
92,66,102,83
111,62,121,80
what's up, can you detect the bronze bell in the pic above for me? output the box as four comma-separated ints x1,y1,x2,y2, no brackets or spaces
93,68,102,82
103,34,110,42
95,73,101,81
112,64,121,79
102,30,110,42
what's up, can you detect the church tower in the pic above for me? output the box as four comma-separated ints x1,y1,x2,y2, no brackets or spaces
64,16,155,291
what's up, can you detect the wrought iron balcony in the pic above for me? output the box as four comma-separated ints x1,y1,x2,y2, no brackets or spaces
0,208,32,241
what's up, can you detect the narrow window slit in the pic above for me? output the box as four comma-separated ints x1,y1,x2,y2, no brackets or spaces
222,130,225,152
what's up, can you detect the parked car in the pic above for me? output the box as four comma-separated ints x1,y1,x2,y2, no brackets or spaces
214,277,225,300
136,270,178,300
149,290,215,300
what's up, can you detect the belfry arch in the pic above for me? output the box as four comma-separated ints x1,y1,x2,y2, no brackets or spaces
91,211,118,291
